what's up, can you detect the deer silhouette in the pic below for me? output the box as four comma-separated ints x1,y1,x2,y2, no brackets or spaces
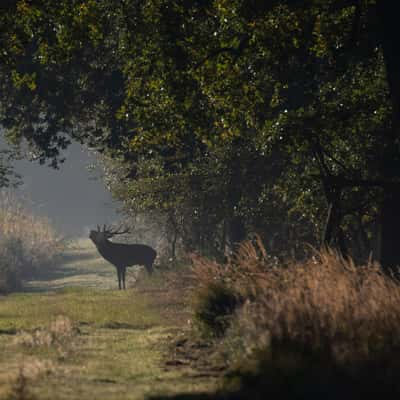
89,224,157,290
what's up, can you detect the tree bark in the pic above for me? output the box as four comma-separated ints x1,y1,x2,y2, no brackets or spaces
226,138,247,253
322,203,334,246
229,216,246,247
322,201,348,256
375,3,400,270
380,188,400,270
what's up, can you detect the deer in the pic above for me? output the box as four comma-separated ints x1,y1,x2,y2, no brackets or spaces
89,224,157,290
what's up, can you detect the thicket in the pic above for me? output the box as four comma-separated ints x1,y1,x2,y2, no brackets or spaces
1,2,399,267
191,240,400,397
0,191,61,293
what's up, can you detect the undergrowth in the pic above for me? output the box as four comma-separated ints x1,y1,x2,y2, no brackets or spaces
190,237,400,397
194,282,243,338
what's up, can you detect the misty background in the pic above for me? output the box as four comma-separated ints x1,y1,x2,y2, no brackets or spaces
1,138,120,238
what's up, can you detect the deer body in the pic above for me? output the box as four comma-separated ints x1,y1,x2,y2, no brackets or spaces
89,225,156,290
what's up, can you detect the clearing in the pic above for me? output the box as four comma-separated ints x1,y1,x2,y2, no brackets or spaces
0,239,218,400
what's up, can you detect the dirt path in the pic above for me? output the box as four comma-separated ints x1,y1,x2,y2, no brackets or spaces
24,239,118,291
0,240,217,400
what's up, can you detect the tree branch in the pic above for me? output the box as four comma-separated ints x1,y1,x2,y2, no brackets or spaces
194,35,249,69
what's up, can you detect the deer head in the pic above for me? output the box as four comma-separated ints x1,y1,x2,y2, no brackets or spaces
89,224,130,245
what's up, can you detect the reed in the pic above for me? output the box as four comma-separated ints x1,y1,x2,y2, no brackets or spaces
0,190,61,292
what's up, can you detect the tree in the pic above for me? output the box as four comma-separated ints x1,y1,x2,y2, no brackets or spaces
374,2,400,269
0,147,21,188
0,1,398,264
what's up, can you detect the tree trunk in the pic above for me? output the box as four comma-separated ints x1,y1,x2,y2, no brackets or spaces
167,212,179,260
321,199,348,257
221,219,229,262
226,138,247,254
322,203,334,246
171,228,177,260
375,3,400,270
375,213,383,263
380,188,400,270
227,215,246,253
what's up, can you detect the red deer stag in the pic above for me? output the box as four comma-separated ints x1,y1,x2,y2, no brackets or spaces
89,224,156,290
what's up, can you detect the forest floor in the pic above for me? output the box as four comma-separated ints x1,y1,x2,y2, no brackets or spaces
0,239,219,400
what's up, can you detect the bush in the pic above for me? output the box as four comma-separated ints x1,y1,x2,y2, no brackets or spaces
194,282,243,337
0,191,61,293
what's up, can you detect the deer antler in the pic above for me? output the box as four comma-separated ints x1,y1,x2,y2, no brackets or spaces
107,224,131,236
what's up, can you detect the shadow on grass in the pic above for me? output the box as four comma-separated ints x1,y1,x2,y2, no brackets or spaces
149,395,218,400
58,250,98,264
149,346,400,400
21,250,113,292
100,321,152,330
148,382,398,400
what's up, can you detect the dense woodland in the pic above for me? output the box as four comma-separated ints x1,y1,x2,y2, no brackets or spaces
1,1,400,267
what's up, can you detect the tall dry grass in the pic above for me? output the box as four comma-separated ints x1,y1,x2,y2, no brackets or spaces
191,237,400,362
0,190,61,292
191,239,400,396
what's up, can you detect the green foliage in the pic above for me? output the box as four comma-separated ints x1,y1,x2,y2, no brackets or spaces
0,149,21,189
0,1,398,260
194,282,243,338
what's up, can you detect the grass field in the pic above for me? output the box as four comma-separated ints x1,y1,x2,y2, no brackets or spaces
0,240,217,400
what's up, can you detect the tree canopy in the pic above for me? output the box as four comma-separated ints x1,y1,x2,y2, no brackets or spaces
1,0,399,264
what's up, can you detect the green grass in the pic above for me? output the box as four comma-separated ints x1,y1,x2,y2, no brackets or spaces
0,240,217,400
0,325,215,400
0,288,159,331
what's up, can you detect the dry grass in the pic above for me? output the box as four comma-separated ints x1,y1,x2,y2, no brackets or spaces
188,240,400,396
14,315,77,349
5,360,55,400
0,190,61,292
0,190,61,266
191,235,274,298
191,238,400,363
6,365,37,400
133,262,194,326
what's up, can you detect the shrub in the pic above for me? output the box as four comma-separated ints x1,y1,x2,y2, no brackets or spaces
194,282,243,337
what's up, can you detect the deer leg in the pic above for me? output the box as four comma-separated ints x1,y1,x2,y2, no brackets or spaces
117,267,122,290
122,267,126,290
145,263,154,275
